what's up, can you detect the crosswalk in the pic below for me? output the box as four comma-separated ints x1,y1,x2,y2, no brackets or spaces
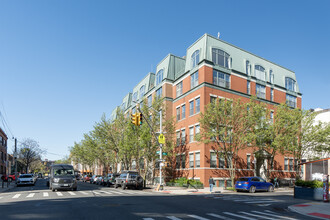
142,210,298,220
203,195,280,207
3,189,155,201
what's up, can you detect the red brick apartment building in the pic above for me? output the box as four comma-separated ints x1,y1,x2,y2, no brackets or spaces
0,128,8,176
111,34,302,187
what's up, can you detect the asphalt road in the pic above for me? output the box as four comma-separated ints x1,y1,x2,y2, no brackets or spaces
0,178,317,220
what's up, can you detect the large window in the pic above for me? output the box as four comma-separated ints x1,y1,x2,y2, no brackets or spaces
219,155,225,168
213,70,230,88
195,98,200,113
156,69,163,86
255,65,266,81
182,104,186,119
285,77,296,92
176,155,180,169
191,71,199,89
284,158,288,171
210,152,217,168
286,94,296,108
176,81,183,97
212,48,230,68
176,132,180,147
181,129,186,144
181,154,186,168
176,107,180,121
156,87,162,98
191,50,200,69
270,88,274,101
289,159,293,171
189,153,194,168
247,155,251,169
139,85,145,100
189,101,194,116
256,84,266,99
195,152,200,168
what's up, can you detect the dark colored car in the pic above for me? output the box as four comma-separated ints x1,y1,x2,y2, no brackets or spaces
114,171,143,190
235,176,274,193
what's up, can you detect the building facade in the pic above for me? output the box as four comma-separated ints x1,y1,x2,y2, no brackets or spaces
0,128,8,176
112,34,302,186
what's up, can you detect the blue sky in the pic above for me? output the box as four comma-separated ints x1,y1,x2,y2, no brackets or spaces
0,0,329,160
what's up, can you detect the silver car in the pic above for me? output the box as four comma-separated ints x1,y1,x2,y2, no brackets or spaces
17,174,35,186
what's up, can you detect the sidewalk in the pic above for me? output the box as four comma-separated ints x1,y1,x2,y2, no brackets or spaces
289,202,330,220
0,181,15,193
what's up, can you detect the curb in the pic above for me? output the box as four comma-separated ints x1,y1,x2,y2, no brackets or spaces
288,204,330,220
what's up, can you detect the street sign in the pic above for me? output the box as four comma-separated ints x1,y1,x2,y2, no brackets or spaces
156,151,160,154
158,134,165,144
162,152,167,156
156,159,165,162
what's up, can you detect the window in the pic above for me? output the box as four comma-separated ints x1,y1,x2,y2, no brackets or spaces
289,159,293,171
176,107,180,121
226,154,233,168
246,60,251,75
195,152,200,168
189,153,194,168
195,98,200,113
191,50,200,68
285,77,296,92
176,155,180,169
195,124,200,135
255,65,266,81
189,101,194,116
147,95,152,107
139,85,145,99
133,92,138,102
270,111,274,123
294,160,298,171
181,129,186,145
189,127,194,142
182,104,186,119
269,70,274,84
256,84,266,99
210,152,217,168
156,87,162,98
286,94,296,108
210,96,216,104
176,131,180,146
121,102,126,110
181,154,186,168
247,81,250,94
212,48,230,68
247,155,251,169
219,155,225,168
191,71,199,89
213,70,230,88
176,81,183,97
270,88,274,101
156,69,163,86
284,158,288,171
140,158,144,169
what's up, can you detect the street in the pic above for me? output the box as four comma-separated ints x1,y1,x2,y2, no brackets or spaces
0,178,318,220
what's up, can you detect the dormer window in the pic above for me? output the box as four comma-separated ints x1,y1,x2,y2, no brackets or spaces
255,65,266,81
191,50,200,69
212,48,230,68
285,77,296,92
139,85,145,99
156,69,163,86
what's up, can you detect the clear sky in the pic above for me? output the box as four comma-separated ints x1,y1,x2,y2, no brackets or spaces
0,0,329,160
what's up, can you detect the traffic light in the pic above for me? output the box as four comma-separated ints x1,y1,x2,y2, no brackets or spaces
138,113,143,126
131,113,138,126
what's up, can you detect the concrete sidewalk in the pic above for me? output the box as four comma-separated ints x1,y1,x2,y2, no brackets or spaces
0,181,15,193
289,202,330,220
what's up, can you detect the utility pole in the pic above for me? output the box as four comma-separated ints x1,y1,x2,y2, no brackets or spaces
159,109,163,188
14,138,18,183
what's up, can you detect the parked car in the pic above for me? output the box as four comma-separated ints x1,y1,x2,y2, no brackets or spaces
17,174,35,186
95,176,104,185
114,171,143,190
83,175,91,182
235,176,274,193
90,175,101,184
105,173,120,187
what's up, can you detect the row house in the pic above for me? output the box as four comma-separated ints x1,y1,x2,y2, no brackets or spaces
0,128,8,176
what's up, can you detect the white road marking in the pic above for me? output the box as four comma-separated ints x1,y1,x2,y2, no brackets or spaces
26,193,35,198
245,200,278,204
43,192,49,197
79,191,88,195
142,218,154,220
56,192,63,196
187,215,210,220
166,216,182,220
252,211,298,220
68,192,76,195
99,191,113,195
206,213,230,219
223,212,255,220
239,211,274,220
12,194,21,199
93,191,101,195
110,190,124,195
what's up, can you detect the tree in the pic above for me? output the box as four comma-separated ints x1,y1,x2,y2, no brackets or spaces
198,98,254,185
54,155,71,164
18,138,45,173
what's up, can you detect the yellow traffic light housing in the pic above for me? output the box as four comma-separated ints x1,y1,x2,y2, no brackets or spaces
138,113,143,126
131,113,138,126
